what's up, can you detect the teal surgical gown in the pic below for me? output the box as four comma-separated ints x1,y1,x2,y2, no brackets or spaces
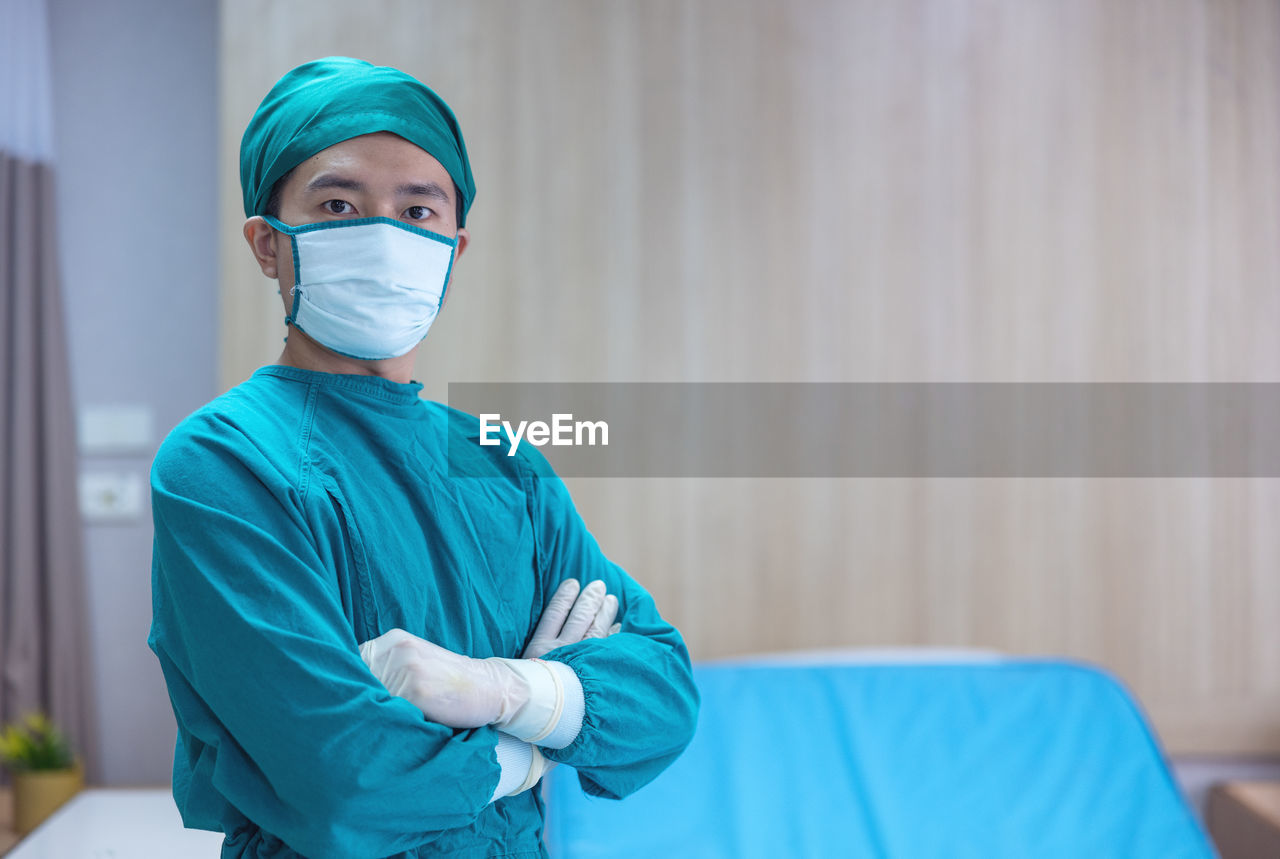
148,366,699,859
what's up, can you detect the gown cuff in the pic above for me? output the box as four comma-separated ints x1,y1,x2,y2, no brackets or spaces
536,659,584,749
493,658,584,749
491,733,532,801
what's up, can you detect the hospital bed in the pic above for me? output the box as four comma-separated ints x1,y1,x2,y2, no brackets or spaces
2,655,1213,857
542,652,1217,858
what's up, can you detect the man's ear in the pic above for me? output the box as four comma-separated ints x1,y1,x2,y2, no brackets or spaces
243,216,281,279
440,227,470,309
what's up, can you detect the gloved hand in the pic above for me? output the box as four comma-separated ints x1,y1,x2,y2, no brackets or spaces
359,629,530,730
522,578,620,659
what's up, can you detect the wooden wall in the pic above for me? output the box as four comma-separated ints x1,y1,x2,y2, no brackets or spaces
219,0,1280,754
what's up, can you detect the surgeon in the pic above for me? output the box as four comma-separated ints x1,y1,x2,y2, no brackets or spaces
147,57,698,859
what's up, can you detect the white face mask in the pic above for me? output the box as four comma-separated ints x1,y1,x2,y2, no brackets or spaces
265,216,458,360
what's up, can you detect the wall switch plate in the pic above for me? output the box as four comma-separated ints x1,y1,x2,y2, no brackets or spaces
79,405,154,454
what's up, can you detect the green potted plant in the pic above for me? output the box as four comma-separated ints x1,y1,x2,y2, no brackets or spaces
0,713,83,835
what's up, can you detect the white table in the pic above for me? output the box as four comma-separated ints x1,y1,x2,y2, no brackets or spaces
6,789,224,857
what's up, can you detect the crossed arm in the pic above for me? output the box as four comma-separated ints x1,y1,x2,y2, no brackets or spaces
359,578,620,799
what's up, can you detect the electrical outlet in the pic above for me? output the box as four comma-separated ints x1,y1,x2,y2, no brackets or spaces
79,472,145,522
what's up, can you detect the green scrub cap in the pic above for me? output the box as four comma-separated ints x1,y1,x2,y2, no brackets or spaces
240,56,475,225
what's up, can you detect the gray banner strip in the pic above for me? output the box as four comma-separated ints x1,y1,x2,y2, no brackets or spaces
446,383,1280,477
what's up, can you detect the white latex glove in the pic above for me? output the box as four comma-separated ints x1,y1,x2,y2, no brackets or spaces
522,579,621,659
359,629,531,730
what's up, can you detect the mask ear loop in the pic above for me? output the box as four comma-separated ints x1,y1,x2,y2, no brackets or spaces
284,232,303,328
436,238,459,311
262,216,305,330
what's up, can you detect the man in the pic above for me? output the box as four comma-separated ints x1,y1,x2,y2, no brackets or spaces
148,57,698,859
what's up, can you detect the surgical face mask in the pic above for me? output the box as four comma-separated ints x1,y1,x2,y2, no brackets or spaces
264,215,457,360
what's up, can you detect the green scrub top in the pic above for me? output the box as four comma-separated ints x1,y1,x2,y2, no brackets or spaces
148,366,698,859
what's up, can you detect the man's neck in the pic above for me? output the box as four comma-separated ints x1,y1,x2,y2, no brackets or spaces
277,329,418,385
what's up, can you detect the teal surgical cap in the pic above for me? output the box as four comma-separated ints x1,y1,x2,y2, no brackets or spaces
240,57,475,225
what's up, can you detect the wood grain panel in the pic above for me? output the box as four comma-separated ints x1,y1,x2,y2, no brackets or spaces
220,0,1280,754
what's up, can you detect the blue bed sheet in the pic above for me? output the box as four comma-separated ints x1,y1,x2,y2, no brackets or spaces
542,658,1215,858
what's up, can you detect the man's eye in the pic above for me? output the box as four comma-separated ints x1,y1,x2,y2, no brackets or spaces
324,200,353,215
404,205,430,220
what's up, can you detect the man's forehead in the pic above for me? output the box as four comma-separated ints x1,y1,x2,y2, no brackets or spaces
292,133,453,191
305,132,445,167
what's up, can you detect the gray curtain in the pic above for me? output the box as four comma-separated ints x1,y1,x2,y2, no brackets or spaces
0,141,97,777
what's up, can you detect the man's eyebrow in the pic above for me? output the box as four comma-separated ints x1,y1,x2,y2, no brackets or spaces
398,181,451,203
301,175,450,204
303,174,365,194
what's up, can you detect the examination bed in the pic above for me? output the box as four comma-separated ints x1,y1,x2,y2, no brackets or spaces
542,653,1216,858
3,656,1212,857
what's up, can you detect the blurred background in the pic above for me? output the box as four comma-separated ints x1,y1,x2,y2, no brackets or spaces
7,0,1279,823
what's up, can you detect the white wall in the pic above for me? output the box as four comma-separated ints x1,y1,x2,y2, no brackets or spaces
219,0,1280,756
48,0,218,784
41,0,1280,786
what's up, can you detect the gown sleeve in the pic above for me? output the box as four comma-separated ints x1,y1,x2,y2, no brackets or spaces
518,455,700,800
148,418,502,858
